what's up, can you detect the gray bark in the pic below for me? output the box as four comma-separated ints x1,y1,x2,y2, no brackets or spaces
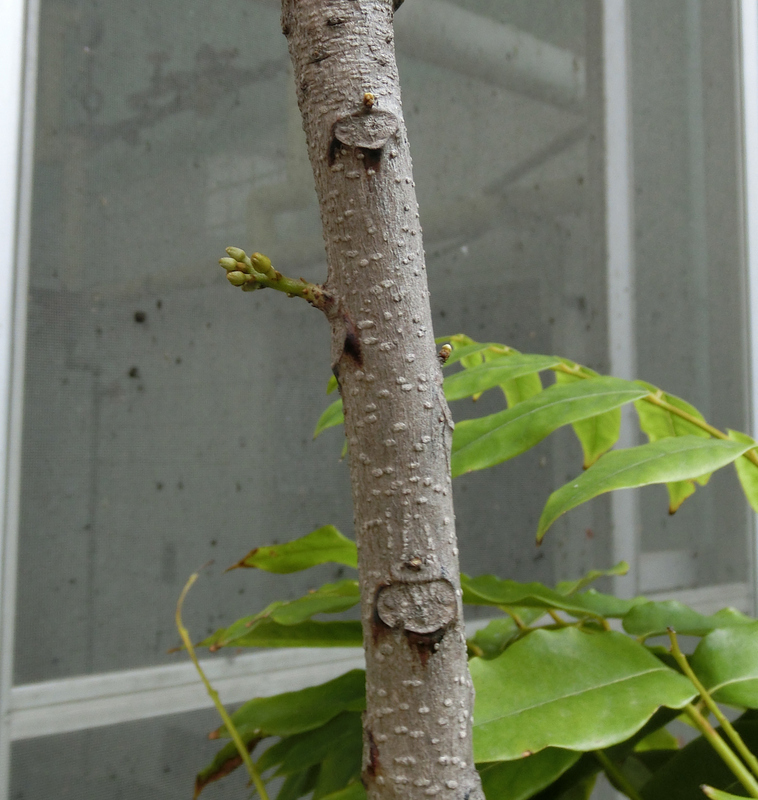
281,2,484,798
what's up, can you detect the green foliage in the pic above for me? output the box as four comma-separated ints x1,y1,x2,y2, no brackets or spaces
554,370,621,467
690,624,758,708
639,719,758,800
478,749,581,800
461,572,644,620
443,353,561,401
537,436,751,541
231,525,357,572
189,335,758,799
200,580,360,650
451,376,647,477
470,628,695,762
192,527,758,799
314,400,345,439
702,787,753,800
728,430,758,513
622,601,755,639
315,334,758,541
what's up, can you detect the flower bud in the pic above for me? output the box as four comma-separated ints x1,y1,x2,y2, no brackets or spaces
226,271,247,286
219,257,238,271
250,252,276,279
225,246,248,262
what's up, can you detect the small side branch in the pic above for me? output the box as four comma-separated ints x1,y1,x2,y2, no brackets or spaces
219,247,332,311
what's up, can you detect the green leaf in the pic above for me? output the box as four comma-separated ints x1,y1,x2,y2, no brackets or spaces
467,611,542,660
555,561,629,595
312,736,363,799
640,720,758,800
452,376,648,477
215,670,366,740
194,735,260,798
201,619,363,650
635,386,713,511
468,563,632,660
326,374,339,395
690,622,758,708
443,354,559,401
258,713,362,776
571,408,621,468
483,346,544,406
666,479,698,514
471,628,695,762
478,749,581,800
316,783,366,800
270,580,360,625
461,574,645,619
537,437,752,542
623,601,755,639
701,787,749,800
634,726,679,752
501,372,544,408
231,526,357,573
277,765,320,800
634,383,712,440
201,582,361,649
555,371,621,467
728,430,758,513
437,335,514,367
314,398,344,438
531,709,679,800
619,750,679,792
550,775,597,800
530,709,679,800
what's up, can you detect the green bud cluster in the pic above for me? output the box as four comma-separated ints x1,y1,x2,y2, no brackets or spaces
219,246,266,291
217,246,323,303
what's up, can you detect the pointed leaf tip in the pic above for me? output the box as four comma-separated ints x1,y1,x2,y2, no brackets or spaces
314,398,344,438
537,436,752,542
232,525,357,573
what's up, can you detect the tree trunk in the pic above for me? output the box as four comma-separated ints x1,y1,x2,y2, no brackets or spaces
281,2,484,798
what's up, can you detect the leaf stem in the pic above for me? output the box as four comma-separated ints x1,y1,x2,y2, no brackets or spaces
668,629,758,780
551,362,758,468
500,606,527,630
594,750,644,800
683,704,758,798
176,571,271,800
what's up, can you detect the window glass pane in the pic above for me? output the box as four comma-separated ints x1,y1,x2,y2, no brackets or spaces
630,0,751,597
10,707,257,799
14,0,752,695
17,0,608,684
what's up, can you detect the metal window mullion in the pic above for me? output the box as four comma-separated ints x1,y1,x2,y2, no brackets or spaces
603,0,639,599
739,0,758,615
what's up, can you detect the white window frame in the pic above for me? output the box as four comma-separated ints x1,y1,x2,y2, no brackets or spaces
740,0,758,618
0,0,37,790
0,2,757,797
